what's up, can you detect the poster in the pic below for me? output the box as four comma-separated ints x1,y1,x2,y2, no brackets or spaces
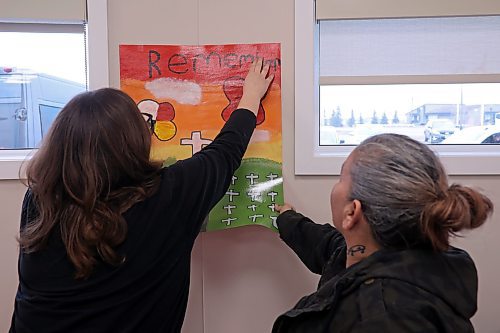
119,43,283,232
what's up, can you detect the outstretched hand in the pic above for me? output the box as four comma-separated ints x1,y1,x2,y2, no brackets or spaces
275,203,294,215
237,58,274,116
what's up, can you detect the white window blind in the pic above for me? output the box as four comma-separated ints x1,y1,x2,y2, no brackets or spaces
0,0,86,23
319,16,500,84
316,0,500,20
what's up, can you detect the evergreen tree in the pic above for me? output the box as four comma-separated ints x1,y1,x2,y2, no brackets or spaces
358,114,364,124
371,110,379,124
347,110,356,127
332,107,343,127
392,111,400,124
380,111,389,124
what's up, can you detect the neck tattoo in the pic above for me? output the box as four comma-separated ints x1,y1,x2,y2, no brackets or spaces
347,244,366,256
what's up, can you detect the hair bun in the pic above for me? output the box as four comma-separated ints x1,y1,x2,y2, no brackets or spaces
421,184,493,250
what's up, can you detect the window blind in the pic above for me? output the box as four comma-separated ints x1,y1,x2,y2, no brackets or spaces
0,0,86,23
316,0,500,21
319,16,500,84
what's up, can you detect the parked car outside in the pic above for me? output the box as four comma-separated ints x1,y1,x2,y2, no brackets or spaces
441,125,500,144
0,67,85,149
424,119,456,143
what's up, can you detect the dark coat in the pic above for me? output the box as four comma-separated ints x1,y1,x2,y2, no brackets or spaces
273,210,478,333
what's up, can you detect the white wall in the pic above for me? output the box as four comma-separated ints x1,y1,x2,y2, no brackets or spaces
1,0,499,332
0,180,27,330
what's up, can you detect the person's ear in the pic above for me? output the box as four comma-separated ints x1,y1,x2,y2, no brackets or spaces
342,199,363,230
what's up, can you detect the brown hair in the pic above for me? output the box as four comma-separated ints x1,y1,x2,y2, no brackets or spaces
350,133,493,251
420,184,492,250
20,88,162,278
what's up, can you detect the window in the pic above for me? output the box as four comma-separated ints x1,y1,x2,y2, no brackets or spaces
0,0,109,179
320,83,500,146
0,24,87,149
295,0,500,175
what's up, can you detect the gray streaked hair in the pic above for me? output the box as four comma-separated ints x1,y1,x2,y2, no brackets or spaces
349,133,492,250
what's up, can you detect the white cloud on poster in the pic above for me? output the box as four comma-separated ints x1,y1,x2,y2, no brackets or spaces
145,78,202,105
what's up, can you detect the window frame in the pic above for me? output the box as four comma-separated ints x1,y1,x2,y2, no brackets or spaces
0,0,109,180
294,0,500,175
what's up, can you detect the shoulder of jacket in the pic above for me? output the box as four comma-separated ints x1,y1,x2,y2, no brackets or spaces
355,277,442,321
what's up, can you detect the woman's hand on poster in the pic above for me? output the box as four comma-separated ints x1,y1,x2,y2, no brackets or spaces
238,58,274,116
275,203,295,215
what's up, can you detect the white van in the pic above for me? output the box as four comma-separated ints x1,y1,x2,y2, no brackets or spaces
0,67,85,149
495,113,500,126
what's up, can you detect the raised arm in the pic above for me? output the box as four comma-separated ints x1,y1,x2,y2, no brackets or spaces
276,206,346,274
164,59,274,236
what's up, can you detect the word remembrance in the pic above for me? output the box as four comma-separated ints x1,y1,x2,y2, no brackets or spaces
120,43,283,232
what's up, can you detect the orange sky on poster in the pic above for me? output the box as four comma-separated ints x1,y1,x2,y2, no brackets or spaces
119,43,282,163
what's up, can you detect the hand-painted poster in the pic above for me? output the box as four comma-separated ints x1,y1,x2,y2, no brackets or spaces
119,43,283,232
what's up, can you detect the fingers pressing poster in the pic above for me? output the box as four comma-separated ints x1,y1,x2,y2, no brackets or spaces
119,43,283,232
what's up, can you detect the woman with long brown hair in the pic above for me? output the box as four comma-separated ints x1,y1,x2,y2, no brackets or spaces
10,59,273,333
273,133,493,333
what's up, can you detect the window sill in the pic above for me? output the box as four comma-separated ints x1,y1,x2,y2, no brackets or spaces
0,150,32,179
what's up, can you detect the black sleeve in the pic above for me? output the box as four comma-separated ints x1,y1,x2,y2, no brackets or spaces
20,188,36,230
166,108,256,235
349,309,441,333
277,210,346,275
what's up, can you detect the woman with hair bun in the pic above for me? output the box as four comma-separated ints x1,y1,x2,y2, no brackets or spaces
273,133,493,333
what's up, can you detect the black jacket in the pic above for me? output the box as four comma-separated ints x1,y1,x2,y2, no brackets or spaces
10,109,256,333
273,210,478,333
